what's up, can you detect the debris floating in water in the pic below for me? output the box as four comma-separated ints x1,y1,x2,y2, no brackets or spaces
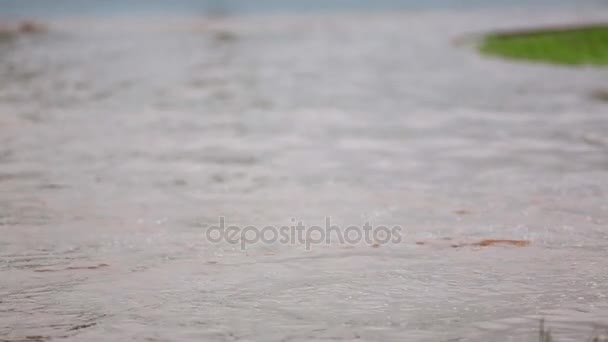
413,238,530,248
452,239,531,248
34,263,110,273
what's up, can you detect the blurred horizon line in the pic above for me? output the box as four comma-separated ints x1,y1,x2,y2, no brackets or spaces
1,0,605,19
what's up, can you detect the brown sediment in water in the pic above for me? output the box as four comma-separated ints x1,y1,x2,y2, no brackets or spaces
414,238,530,248
452,239,531,248
34,263,110,273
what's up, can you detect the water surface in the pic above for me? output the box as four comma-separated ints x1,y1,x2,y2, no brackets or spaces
1,4,608,342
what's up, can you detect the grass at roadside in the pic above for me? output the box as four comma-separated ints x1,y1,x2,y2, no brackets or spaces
479,25,608,66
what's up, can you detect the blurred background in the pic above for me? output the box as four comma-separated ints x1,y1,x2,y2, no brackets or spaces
0,0,607,17
1,1,608,342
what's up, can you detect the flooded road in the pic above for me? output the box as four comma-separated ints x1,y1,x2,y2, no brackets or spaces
2,5,608,341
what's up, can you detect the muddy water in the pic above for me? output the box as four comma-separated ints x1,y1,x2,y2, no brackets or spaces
1,6,608,342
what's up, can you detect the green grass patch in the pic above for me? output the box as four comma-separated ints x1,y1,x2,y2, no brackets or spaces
479,25,608,66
